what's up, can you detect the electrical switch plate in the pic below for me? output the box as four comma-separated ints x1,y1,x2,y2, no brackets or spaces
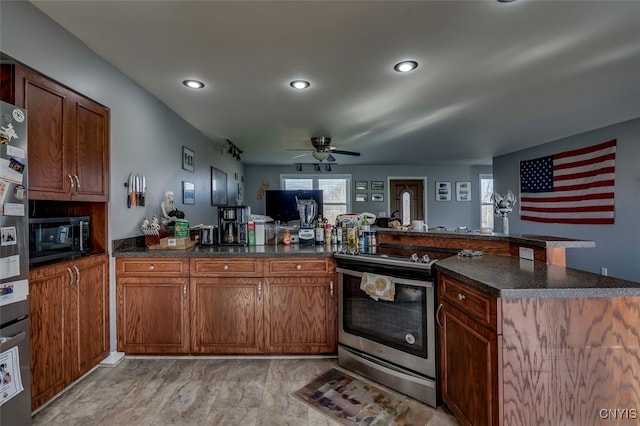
519,247,534,261
601,267,608,276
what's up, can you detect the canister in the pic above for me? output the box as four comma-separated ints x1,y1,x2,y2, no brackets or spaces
174,219,190,238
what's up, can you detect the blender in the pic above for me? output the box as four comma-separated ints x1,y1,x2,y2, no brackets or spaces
296,197,317,245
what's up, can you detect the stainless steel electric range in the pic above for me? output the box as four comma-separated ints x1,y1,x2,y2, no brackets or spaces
334,251,439,407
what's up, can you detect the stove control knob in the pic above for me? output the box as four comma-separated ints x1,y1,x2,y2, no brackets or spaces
421,254,431,263
405,333,416,345
409,253,419,262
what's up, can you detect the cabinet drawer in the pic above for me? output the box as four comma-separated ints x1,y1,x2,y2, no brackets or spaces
267,258,334,276
116,258,189,277
190,258,264,277
439,274,498,331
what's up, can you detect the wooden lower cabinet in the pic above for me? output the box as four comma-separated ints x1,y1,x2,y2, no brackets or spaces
29,254,109,410
439,300,500,426
116,257,337,355
190,277,264,354
116,258,190,354
264,275,336,354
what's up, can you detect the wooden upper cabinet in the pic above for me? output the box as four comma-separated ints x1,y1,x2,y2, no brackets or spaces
1,62,109,201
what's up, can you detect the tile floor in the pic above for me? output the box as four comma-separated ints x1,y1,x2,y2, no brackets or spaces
32,357,459,426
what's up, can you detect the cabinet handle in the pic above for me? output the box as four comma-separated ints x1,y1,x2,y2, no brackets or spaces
67,267,74,288
223,264,229,270
183,284,187,299
330,281,334,297
67,174,75,195
73,265,80,286
436,303,444,328
257,282,262,300
457,293,466,301
74,174,80,194
295,264,302,270
148,264,155,270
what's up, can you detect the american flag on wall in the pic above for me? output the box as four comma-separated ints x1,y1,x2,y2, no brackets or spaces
519,139,616,224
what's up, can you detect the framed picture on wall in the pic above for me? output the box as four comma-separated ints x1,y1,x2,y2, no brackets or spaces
435,181,451,201
371,193,384,202
371,181,384,191
355,193,368,202
355,181,368,191
210,167,228,205
456,181,471,201
182,146,194,172
182,181,195,204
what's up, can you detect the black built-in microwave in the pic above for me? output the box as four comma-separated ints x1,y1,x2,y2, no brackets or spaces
29,216,90,265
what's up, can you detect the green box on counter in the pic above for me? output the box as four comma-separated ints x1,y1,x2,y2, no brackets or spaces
174,219,190,238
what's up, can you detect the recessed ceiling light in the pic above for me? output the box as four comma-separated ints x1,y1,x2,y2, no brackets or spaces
183,79,204,89
290,80,310,89
393,61,418,73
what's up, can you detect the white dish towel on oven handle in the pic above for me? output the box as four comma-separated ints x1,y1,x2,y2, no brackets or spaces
360,272,395,301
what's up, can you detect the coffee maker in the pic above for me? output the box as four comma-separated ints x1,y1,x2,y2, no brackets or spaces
296,197,317,246
218,206,250,245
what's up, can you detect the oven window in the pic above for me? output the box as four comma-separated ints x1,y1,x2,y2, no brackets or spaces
342,273,427,358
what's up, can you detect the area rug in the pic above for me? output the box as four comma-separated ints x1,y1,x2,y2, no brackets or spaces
293,368,434,426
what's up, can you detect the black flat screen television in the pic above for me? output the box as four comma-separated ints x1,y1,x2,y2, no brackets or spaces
265,190,323,224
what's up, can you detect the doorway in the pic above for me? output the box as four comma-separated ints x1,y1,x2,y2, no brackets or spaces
389,179,425,225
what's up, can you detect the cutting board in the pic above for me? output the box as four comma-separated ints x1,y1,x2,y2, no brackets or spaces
148,239,198,250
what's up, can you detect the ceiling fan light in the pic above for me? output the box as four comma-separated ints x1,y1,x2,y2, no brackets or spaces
312,151,330,161
183,79,204,89
290,80,310,89
393,61,418,73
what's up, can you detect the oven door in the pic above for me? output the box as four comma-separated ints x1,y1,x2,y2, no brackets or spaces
337,267,435,378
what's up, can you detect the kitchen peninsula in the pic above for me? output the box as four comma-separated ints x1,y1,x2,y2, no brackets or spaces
112,231,640,425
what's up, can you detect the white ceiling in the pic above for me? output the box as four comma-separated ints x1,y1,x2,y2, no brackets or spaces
32,0,640,166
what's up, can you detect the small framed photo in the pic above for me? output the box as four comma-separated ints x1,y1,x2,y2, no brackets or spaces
182,181,195,204
371,193,384,202
371,181,384,191
436,181,451,201
182,146,194,172
355,193,368,202
456,181,471,202
355,181,368,191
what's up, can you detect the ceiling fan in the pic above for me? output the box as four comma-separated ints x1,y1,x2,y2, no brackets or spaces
288,137,361,162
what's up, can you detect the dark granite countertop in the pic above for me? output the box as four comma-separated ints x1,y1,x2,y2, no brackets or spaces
434,254,640,298
376,229,595,248
112,242,336,258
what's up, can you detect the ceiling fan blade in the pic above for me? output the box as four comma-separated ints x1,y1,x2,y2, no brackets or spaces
331,150,361,156
292,152,310,159
328,154,336,162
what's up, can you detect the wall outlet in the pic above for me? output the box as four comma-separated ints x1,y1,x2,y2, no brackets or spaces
519,247,534,261
601,267,608,276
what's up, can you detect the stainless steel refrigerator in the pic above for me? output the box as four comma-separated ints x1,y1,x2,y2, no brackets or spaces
0,100,31,425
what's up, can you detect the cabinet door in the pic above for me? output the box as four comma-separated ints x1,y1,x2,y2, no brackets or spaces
72,95,109,201
29,262,72,410
264,275,337,354
190,277,263,354
439,300,500,426
14,65,75,199
72,254,109,378
117,277,190,354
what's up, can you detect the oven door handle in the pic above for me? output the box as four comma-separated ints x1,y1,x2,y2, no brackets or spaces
436,303,444,328
336,268,432,288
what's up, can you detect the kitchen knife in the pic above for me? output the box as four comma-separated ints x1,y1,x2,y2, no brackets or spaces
131,174,137,207
127,173,132,208
135,174,141,206
141,174,146,207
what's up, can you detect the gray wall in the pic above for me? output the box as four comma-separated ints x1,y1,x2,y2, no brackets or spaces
245,164,492,230
0,1,243,237
1,1,244,353
493,118,640,282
